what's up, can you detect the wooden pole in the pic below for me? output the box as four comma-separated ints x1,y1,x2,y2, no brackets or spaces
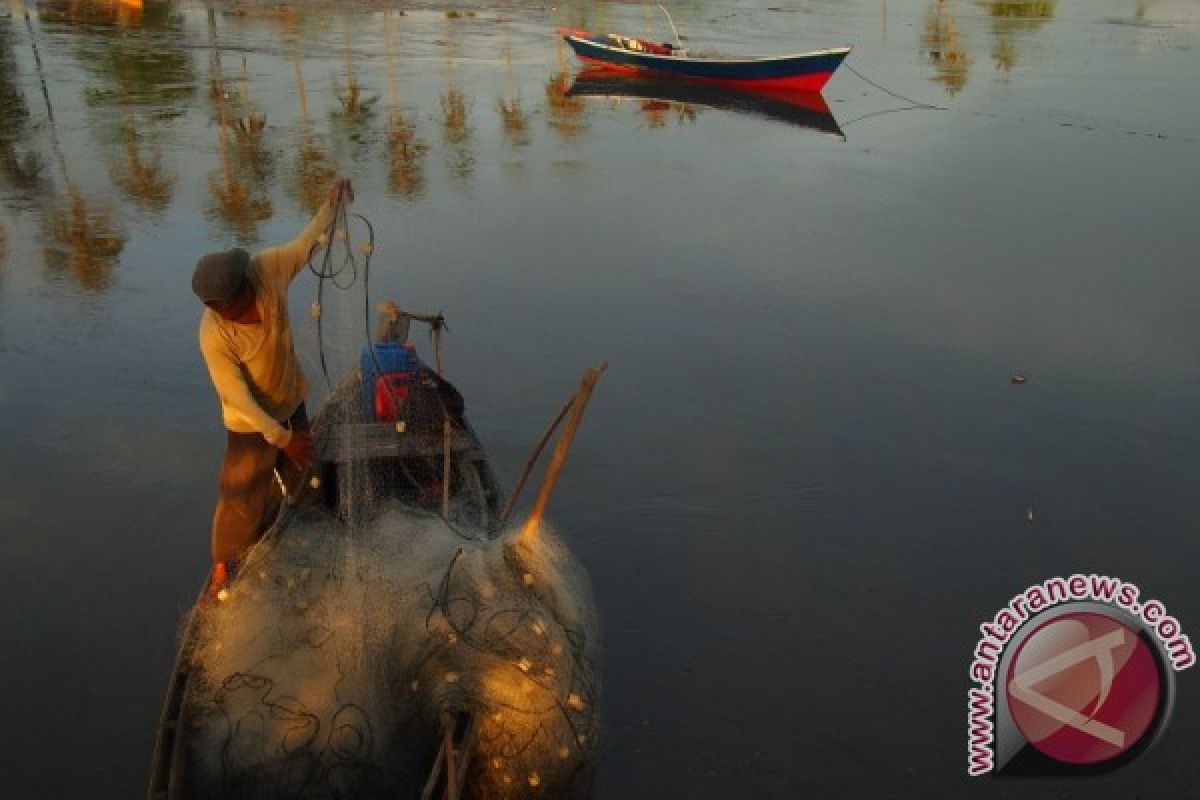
441,711,456,800
435,326,450,520
520,363,606,544
498,395,575,531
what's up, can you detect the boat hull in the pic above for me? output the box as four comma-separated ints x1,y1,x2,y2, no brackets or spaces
565,34,851,92
148,366,502,800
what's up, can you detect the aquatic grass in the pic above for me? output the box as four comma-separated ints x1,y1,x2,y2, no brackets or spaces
496,97,531,148
543,72,588,143
41,188,124,292
115,133,174,213
386,110,429,199
922,5,971,95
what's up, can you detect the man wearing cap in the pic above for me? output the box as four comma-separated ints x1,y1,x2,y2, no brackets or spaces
192,178,353,595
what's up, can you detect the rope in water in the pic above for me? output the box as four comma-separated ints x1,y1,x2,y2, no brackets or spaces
843,63,946,111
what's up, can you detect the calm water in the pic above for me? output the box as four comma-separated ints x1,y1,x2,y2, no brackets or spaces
2,0,1200,797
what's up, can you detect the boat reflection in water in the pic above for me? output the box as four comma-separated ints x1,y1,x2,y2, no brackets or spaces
566,69,844,139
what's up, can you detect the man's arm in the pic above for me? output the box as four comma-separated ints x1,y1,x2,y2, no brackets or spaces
256,197,335,288
256,179,354,287
199,330,292,448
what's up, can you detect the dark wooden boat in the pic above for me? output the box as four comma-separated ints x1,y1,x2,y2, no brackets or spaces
147,310,502,800
563,29,851,92
566,68,844,138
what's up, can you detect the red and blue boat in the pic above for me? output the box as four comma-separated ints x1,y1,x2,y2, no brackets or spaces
562,29,851,93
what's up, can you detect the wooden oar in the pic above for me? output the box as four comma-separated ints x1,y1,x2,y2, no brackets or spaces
497,395,575,533
519,363,606,544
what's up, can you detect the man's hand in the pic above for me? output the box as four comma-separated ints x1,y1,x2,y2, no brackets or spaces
328,178,354,208
282,429,316,470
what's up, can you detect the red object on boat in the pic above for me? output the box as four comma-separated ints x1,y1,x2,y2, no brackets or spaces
374,373,411,421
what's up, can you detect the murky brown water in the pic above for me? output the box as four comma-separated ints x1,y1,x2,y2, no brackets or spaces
2,0,1199,797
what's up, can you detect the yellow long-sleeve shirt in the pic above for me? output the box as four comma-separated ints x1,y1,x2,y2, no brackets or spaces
198,200,334,447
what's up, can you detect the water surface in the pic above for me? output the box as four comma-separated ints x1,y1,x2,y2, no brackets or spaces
2,0,1199,796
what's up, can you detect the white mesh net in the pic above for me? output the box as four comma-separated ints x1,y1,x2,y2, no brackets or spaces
184,507,600,799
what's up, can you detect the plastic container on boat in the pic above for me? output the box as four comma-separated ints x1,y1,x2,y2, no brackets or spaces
374,373,411,421
361,343,417,418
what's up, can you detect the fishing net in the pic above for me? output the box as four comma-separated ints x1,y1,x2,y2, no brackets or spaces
182,492,601,799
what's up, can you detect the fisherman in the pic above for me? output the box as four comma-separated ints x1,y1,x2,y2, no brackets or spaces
192,178,354,597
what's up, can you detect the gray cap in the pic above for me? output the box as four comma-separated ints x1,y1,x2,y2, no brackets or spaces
192,248,250,306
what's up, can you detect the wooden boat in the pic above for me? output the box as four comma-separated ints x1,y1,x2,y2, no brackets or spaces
562,29,851,92
147,309,502,800
566,68,845,138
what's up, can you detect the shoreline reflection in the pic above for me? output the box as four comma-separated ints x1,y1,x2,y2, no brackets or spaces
0,0,1188,300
